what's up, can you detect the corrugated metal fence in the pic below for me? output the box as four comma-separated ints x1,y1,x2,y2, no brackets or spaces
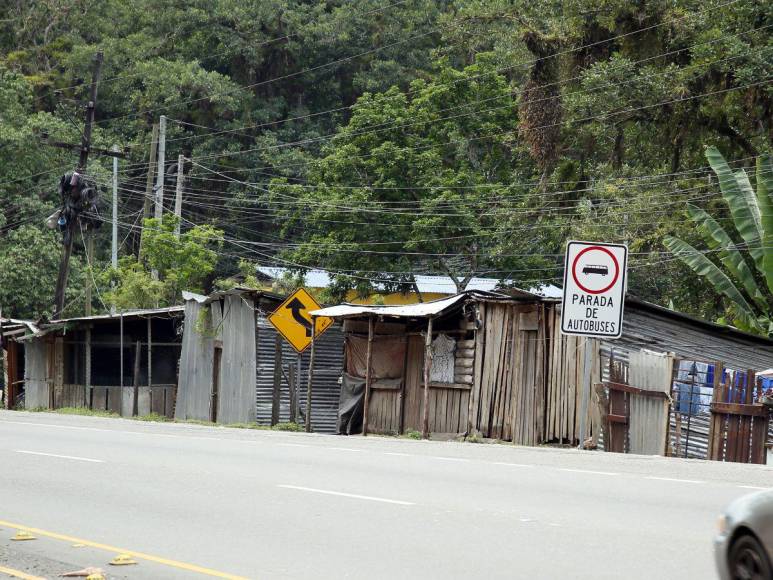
256,316,344,433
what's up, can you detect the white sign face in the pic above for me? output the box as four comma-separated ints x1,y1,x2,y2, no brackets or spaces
561,241,628,339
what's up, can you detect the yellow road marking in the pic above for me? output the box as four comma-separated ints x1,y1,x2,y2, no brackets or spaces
0,564,45,580
0,520,248,579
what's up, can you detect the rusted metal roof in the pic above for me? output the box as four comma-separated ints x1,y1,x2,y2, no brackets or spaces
310,289,541,320
50,305,185,323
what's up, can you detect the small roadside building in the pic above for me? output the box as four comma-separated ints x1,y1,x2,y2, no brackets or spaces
175,288,345,431
311,290,773,462
0,307,184,416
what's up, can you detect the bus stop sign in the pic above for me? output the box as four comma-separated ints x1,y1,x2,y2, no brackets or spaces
560,241,628,339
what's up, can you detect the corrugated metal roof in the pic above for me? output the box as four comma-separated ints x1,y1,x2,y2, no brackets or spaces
51,305,184,323
310,293,469,319
616,305,773,371
182,287,283,305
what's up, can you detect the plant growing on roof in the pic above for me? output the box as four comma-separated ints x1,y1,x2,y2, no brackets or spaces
664,146,773,337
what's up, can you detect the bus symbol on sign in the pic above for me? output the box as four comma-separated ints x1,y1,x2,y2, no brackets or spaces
582,264,609,276
561,241,628,339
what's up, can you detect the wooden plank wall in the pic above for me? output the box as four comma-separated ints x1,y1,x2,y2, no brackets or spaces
90,386,176,418
468,302,546,443
429,385,470,435
367,385,402,435
709,371,769,464
544,305,599,445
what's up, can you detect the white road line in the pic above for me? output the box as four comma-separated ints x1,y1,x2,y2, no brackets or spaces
559,468,618,476
492,462,534,468
645,476,704,484
278,443,310,448
738,485,770,491
383,452,413,457
431,457,469,462
14,450,104,463
278,485,414,506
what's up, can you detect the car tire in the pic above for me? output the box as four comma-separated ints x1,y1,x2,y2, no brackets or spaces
729,534,773,580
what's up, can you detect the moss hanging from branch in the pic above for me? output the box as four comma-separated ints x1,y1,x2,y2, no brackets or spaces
519,31,563,174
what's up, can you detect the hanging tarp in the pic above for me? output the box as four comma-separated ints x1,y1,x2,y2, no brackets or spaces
337,373,365,435
345,335,405,379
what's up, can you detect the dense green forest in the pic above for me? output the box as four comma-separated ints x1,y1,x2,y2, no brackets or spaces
0,0,770,332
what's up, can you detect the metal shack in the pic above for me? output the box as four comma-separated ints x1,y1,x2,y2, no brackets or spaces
0,307,184,416
176,288,345,431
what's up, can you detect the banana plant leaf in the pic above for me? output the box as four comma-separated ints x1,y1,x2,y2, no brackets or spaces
705,146,764,269
756,155,773,294
663,236,757,321
687,204,766,310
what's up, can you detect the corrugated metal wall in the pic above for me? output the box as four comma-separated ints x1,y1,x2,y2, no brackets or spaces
24,340,49,409
627,350,673,455
217,295,257,424
256,316,344,433
175,301,214,421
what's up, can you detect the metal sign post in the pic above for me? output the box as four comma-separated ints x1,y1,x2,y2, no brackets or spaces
561,241,628,339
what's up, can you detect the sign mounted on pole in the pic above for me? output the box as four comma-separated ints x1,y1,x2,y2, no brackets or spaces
268,288,334,353
561,241,628,339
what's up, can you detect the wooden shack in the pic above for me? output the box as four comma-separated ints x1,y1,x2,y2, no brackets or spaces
311,290,578,443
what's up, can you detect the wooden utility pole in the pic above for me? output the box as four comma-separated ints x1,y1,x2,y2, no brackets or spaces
305,317,317,433
362,316,374,436
422,317,434,439
53,51,103,318
174,154,184,237
154,115,167,221
139,123,159,257
111,145,119,269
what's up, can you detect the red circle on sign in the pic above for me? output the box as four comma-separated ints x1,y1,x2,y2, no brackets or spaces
571,246,620,295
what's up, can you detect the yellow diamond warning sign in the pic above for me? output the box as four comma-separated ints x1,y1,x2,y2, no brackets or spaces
268,288,334,353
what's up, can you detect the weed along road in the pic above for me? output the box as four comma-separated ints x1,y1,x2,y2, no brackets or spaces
1,411,771,579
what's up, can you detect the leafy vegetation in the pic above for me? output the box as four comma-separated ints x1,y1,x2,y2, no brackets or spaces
665,148,773,336
0,0,770,332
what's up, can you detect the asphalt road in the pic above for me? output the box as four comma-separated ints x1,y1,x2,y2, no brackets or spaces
1,410,771,580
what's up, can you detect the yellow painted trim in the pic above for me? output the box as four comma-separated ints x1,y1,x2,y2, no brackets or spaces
0,564,45,580
0,521,248,579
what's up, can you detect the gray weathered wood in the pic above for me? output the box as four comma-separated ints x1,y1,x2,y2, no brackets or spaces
422,317,433,439
362,316,375,436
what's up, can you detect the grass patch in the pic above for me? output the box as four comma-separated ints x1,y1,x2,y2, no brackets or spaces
224,422,270,430
50,407,119,418
17,407,303,433
272,421,303,432
131,412,170,422
401,429,422,440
